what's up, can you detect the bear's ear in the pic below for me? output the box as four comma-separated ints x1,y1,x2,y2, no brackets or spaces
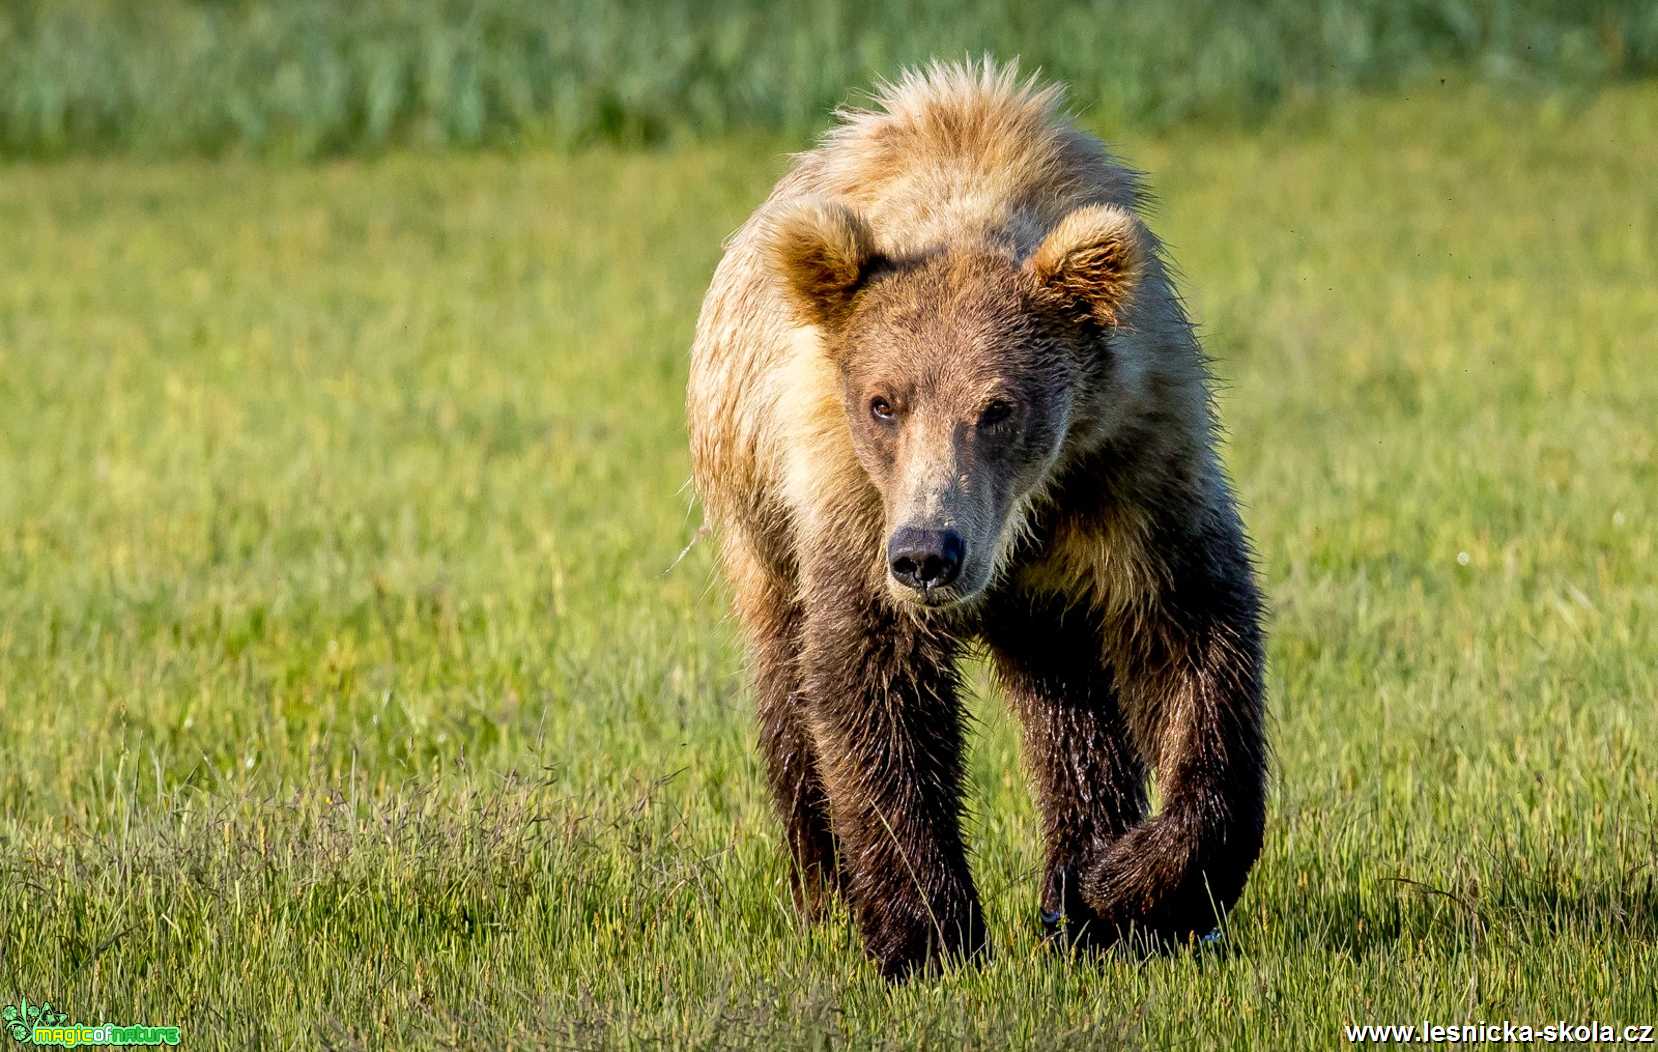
1026,204,1144,328
766,201,882,330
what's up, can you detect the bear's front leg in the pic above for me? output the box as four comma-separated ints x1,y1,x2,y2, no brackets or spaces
981,594,1148,949
797,564,988,979
1084,515,1270,945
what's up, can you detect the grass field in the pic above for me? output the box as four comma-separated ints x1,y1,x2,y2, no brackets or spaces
2,86,1657,1047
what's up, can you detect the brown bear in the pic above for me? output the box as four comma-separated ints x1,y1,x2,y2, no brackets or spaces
687,59,1268,978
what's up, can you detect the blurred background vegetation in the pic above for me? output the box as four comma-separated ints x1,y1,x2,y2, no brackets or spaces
2,0,1655,157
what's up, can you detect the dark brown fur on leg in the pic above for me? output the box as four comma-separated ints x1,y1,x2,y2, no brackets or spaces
728,541,843,919
982,596,1147,950
1083,511,1269,945
798,555,988,979
754,633,844,920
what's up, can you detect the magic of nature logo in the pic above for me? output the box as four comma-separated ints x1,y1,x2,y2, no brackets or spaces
2,998,179,1047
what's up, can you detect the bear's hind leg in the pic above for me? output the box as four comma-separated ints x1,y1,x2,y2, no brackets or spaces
755,664,843,920
983,595,1148,950
727,537,842,920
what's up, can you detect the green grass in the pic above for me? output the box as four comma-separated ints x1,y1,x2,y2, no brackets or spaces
3,0,1657,156
2,86,1657,1047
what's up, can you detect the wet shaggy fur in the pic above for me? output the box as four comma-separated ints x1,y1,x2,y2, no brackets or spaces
687,59,1268,979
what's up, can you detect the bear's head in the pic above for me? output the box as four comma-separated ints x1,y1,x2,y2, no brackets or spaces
768,200,1145,609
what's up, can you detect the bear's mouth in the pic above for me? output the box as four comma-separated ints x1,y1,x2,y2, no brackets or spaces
884,574,986,612
912,587,963,608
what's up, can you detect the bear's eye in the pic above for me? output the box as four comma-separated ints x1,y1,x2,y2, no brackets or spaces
979,401,1014,428
870,396,896,422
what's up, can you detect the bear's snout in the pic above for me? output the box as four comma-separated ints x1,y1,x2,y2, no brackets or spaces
886,527,965,593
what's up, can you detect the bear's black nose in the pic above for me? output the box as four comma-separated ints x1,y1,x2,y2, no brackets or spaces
887,528,964,592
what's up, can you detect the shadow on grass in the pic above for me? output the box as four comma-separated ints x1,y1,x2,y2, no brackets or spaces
1277,869,1658,957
